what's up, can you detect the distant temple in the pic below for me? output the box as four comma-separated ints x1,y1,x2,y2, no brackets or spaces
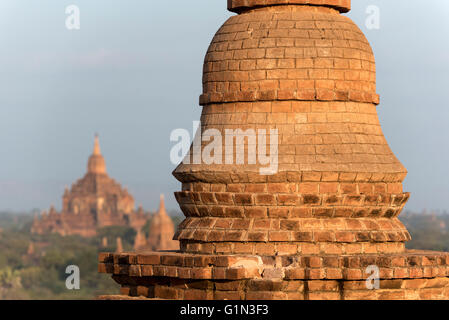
134,195,179,251
31,135,150,237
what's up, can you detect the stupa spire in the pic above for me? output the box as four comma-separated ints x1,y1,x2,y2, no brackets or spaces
87,134,107,174
93,133,101,155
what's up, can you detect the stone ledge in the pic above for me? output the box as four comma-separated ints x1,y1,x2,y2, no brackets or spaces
173,169,408,185
104,277,449,300
227,0,352,14
176,229,410,244
96,295,154,300
99,250,449,281
175,192,410,219
199,90,379,106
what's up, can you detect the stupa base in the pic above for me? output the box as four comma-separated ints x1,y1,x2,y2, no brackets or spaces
98,250,449,300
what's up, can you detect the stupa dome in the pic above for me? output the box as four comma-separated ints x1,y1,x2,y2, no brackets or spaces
175,3,406,184
172,1,410,254
201,4,376,106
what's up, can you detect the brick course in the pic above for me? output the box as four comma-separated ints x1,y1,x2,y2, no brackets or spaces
99,251,449,300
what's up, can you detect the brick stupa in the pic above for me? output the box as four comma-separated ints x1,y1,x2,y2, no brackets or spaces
99,0,449,300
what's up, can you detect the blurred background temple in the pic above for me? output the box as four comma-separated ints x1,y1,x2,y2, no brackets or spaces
30,136,178,252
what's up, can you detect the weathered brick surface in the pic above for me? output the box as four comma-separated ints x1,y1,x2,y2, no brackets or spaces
102,251,449,300
100,250,449,282
98,0,449,300
172,1,409,257
200,5,376,106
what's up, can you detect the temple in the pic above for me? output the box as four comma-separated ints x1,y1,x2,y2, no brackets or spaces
31,135,150,237
99,0,449,300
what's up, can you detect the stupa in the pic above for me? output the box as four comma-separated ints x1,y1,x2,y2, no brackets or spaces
116,237,124,253
133,229,147,251
99,0,449,300
132,195,179,251
147,195,179,251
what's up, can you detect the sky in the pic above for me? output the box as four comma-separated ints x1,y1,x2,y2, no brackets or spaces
0,0,448,213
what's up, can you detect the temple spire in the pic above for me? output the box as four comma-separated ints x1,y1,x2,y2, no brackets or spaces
87,134,107,174
93,133,101,155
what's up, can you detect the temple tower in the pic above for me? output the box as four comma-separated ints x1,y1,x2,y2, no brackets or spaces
99,0,449,300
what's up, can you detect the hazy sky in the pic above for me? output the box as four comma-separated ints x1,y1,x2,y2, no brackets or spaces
0,0,448,213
